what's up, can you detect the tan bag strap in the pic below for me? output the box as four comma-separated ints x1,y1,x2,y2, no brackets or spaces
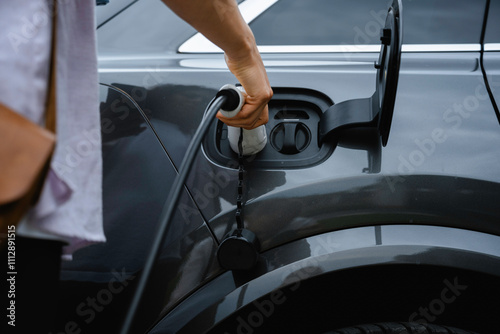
45,0,57,133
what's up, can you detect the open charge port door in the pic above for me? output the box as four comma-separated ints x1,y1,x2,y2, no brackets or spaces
204,0,401,170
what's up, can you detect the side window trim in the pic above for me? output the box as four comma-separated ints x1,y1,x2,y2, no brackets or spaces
485,44,500,52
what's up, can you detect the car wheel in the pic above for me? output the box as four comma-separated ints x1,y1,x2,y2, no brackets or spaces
326,322,477,334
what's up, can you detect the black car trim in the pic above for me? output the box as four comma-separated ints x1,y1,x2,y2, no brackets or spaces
149,225,500,334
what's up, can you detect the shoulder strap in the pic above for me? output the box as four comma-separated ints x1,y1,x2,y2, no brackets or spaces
45,0,57,133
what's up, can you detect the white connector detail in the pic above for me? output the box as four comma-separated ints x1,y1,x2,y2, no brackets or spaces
219,84,267,156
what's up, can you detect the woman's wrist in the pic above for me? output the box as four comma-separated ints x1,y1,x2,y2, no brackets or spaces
223,25,258,61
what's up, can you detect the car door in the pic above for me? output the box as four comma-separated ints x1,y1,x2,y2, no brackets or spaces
65,1,500,333
57,83,219,333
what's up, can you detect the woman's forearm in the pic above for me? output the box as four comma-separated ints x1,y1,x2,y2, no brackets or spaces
162,0,272,129
162,0,253,58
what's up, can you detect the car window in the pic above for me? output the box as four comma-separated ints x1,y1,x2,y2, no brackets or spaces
249,0,487,46
179,0,487,53
485,0,500,45
402,0,486,44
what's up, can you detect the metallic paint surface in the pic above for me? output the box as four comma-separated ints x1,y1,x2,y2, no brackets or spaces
150,225,500,333
59,0,500,332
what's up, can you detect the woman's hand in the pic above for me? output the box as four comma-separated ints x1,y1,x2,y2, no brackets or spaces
217,41,273,130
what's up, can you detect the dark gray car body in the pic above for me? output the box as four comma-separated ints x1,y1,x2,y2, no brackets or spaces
58,1,500,333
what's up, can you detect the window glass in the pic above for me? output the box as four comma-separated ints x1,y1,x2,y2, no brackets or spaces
485,0,500,43
249,0,486,46
403,0,486,44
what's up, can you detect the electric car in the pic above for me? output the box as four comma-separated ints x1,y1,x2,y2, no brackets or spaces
57,0,500,333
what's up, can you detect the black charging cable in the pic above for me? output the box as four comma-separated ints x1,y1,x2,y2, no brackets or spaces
120,93,229,334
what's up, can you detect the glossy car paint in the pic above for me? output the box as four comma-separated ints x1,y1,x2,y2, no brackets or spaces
58,1,500,333
150,225,500,333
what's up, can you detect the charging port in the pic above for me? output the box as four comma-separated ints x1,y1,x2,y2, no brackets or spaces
203,87,335,169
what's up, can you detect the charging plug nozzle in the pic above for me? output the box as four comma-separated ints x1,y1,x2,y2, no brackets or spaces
217,84,245,118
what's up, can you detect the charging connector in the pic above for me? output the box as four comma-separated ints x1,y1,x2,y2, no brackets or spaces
217,84,267,156
217,84,245,117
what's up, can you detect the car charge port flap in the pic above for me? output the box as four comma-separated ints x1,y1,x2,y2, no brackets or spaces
203,0,402,170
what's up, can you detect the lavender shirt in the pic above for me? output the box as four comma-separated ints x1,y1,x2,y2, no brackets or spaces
0,0,105,256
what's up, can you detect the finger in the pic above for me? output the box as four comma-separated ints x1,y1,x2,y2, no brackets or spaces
241,105,269,130
218,103,268,129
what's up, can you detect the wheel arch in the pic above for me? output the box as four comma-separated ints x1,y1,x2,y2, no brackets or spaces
150,225,500,333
